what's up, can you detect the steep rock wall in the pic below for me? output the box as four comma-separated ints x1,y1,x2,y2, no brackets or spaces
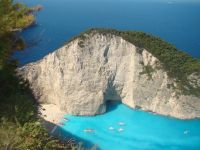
18,33,200,119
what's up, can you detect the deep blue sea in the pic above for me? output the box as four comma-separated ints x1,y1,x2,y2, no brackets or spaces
15,0,200,65
15,0,200,149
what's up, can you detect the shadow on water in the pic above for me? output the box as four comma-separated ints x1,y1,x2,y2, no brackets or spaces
106,100,121,113
39,102,200,150
39,101,122,150
41,119,99,150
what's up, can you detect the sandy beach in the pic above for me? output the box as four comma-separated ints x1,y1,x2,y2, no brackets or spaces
39,104,65,132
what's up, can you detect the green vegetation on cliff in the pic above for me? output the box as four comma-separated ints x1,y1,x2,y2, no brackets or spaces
71,28,200,97
1,0,199,148
0,0,34,35
0,1,84,149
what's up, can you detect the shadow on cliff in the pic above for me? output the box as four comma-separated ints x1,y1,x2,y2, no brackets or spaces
41,118,99,150
106,100,121,113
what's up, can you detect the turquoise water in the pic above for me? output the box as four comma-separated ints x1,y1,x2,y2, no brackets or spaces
15,0,200,149
57,102,200,150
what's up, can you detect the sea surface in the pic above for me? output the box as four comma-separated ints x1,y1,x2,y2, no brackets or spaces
57,102,200,150
15,0,200,149
15,0,200,65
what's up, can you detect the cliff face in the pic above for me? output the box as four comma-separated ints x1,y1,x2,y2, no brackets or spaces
18,31,200,119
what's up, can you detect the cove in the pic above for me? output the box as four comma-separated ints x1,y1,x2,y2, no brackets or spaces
56,102,200,150
14,0,200,149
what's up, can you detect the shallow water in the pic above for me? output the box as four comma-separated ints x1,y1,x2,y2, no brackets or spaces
57,102,200,150
15,0,200,149
15,0,200,65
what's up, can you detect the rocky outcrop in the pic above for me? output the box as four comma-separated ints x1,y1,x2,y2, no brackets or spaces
17,31,200,119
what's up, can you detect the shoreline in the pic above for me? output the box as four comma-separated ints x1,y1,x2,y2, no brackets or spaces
39,103,200,130
38,102,200,136
39,104,65,133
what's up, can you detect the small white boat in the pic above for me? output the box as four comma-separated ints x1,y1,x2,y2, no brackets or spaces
118,128,124,132
83,129,94,133
118,122,125,126
184,130,189,135
109,127,114,130
63,118,69,121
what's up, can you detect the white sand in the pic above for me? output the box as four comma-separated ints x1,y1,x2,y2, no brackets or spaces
39,104,65,125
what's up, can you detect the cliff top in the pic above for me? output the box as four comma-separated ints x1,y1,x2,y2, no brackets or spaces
65,28,200,97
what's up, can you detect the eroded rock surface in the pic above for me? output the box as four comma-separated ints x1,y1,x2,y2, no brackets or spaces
18,32,200,119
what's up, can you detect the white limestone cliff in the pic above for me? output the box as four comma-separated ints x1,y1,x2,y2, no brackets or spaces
17,32,200,119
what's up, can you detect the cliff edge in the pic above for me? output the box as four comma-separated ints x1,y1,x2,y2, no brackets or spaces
17,29,200,119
